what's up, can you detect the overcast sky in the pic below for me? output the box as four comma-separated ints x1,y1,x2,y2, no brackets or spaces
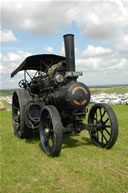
0,0,128,89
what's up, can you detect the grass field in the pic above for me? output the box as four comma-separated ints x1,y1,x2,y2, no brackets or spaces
0,90,14,96
90,87,128,94
0,105,128,193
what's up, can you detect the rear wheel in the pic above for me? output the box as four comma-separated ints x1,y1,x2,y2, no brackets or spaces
39,105,63,157
88,103,118,149
12,90,32,138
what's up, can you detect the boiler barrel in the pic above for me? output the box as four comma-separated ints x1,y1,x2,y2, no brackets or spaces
47,82,90,110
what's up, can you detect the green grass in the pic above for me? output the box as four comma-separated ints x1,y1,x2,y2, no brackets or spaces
90,87,128,94
0,106,128,193
0,90,14,96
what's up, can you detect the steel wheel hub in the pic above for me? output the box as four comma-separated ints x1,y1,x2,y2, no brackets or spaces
44,128,50,137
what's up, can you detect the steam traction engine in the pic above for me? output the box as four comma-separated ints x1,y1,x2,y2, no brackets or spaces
11,34,118,157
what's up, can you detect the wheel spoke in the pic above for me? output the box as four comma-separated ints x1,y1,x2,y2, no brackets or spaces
44,132,50,144
94,111,98,122
103,135,108,143
44,138,49,146
104,128,111,136
104,118,109,124
100,129,108,143
99,107,102,117
94,117,97,121
105,125,111,128
48,119,52,128
95,111,97,120
101,110,106,120
48,136,53,150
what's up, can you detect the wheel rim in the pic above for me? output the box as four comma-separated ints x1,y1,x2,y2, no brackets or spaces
40,109,54,155
12,92,21,136
89,105,112,148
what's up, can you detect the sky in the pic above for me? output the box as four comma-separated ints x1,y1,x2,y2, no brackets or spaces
0,0,128,89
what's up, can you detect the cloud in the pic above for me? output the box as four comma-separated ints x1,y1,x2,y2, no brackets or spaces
1,1,74,36
82,45,112,58
0,29,17,42
76,50,128,73
74,1,128,42
115,34,128,55
1,1,128,42
76,45,119,73
0,47,128,89
77,54,128,85
44,46,54,53
0,50,32,89
1,1,128,49
1,0,128,87
1,51,31,72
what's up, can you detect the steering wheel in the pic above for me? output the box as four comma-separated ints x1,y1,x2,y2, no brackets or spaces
18,79,28,88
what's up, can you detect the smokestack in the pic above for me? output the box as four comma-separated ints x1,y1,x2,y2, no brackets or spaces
63,34,75,72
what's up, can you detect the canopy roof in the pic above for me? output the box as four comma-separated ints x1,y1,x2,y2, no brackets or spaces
11,54,66,78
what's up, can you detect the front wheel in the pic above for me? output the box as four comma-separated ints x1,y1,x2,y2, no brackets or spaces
39,105,63,157
88,103,118,149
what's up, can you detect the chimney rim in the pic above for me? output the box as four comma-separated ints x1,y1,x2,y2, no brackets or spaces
63,34,74,38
